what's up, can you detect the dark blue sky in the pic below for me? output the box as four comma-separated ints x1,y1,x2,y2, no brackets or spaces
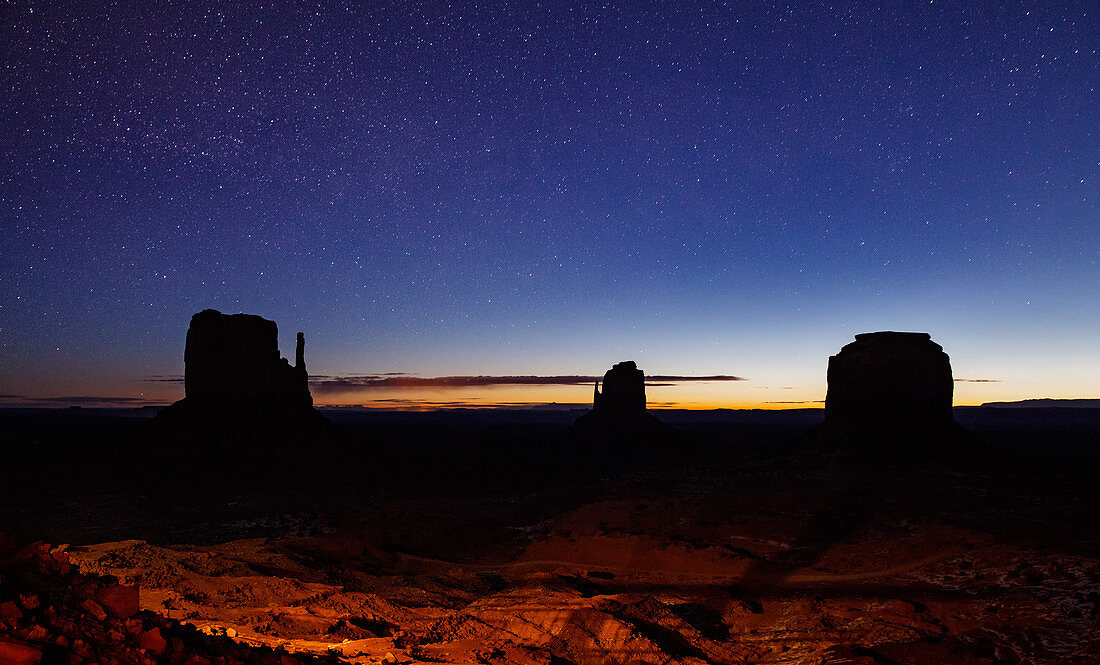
1,2,1096,407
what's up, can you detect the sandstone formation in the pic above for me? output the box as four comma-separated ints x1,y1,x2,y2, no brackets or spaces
183,309,311,409
825,331,954,430
156,309,325,429
592,360,647,415
574,361,674,442
0,539,340,665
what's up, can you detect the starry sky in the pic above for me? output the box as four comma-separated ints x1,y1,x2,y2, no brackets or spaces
1,2,1097,409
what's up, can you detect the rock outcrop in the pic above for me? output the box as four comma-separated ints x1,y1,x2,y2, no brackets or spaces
183,309,312,409
592,360,647,416
155,310,326,429
574,361,674,443
796,331,983,467
825,331,954,430
0,539,340,665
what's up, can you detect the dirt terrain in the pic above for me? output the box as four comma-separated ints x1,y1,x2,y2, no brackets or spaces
2,407,1099,664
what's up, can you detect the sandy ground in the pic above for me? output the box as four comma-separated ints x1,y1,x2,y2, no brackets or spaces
67,507,1100,664
5,408,1100,664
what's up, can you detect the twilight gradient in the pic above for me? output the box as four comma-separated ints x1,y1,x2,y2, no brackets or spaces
1,3,1096,408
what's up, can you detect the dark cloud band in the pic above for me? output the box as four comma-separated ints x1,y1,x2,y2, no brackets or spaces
0,395,164,406
309,373,747,393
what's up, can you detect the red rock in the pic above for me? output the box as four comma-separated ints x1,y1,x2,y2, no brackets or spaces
0,600,23,622
12,542,45,562
17,594,38,611
825,331,954,429
95,585,140,619
0,640,43,665
20,625,48,642
48,546,71,574
81,599,108,621
161,309,323,428
137,627,168,655
74,581,99,600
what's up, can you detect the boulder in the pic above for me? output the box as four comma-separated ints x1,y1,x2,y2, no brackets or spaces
0,600,22,623
0,640,42,665
95,585,139,620
137,627,168,655
80,599,107,621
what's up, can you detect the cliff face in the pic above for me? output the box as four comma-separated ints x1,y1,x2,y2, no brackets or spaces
183,309,311,409
825,331,954,429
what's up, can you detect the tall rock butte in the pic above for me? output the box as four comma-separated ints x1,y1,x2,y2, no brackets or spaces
825,331,954,429
156,309,325,428
592,360,647,415
573,361,673,441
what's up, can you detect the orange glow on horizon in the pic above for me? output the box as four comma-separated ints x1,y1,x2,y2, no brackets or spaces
313,400,827,411
3,373,1090,411
309,381,827,411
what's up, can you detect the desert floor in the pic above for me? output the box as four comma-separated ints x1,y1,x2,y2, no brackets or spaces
2,407,1098,664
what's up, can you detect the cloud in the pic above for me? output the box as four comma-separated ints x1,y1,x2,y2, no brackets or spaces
647,375,747,382
142,375,185,383
310,373,407,381
322,398,590,411
0,395,166,406
954,378,1001,383
764,400,825,404
310,373,746,393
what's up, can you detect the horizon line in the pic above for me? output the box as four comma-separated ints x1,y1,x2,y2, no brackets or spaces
2,395,1096,411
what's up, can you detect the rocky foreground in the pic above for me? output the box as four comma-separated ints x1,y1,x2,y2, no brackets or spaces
3,407,1099,664
0,538,346,665
63,514,1099,664
8,474,1099,665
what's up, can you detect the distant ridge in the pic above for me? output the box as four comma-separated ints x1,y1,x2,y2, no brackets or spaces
979,398,1100,409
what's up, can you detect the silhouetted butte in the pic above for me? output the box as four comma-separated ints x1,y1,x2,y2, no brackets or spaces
154,309,327,430
826,331,954,430
804,331,979,460
573,361,675,444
